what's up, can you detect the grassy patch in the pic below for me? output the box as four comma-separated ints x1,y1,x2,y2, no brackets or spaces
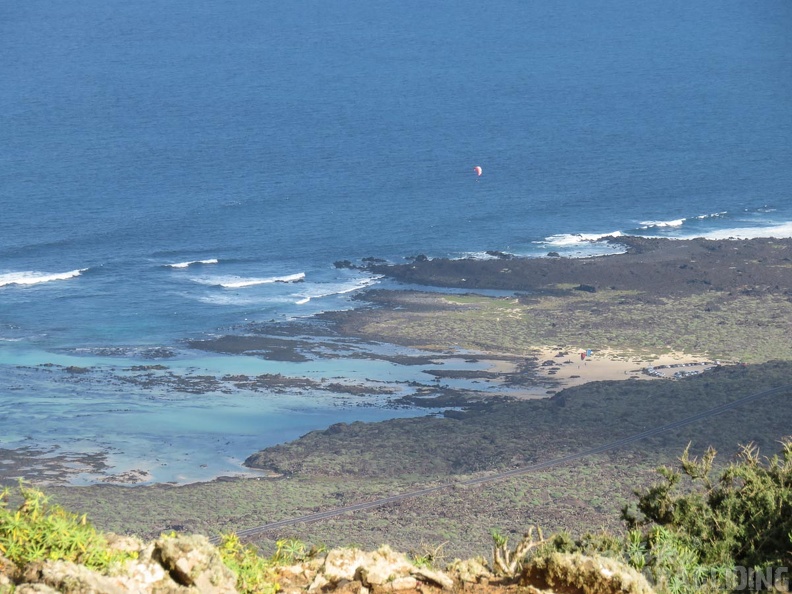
340,290,792,363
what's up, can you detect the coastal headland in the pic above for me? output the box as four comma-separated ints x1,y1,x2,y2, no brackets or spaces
41,237,792,557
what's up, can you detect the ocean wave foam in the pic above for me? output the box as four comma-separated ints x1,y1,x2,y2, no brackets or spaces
0,269,87,288
693,211,728,220
294,275,382,305
683,222,792,241
193,293,295,306
543,231,623,246
168,259,219,269
191,272,306,288
457,251,505,261
639,218,685,229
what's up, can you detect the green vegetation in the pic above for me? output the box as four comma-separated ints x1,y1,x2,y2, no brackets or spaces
6,443,792,593
0,482,136,571
408,541,448,569
625,441,792,591
491,525,546,577
543,441,792,593
0,486,313,594
218,533,280,594
344,289,792,362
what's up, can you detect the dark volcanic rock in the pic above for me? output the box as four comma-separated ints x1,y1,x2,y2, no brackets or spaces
485,250,514,260
406,254,429,262
366,237,792,297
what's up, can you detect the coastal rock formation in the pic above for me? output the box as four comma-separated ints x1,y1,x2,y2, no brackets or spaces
281,545,454,593
274,547,656,594
2,534,237,594
1,537,659,594
365,237,792,297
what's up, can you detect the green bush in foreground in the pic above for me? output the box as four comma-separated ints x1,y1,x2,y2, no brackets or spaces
0,482,307,594
218,532,280,594
217,535,324,593
547,439,792,593
0,482,136,570
628,440,792,589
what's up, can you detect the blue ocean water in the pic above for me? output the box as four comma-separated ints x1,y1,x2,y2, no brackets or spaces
1,0,791,483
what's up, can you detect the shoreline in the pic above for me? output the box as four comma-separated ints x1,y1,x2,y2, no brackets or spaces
6,236,792,487
27,234,792,555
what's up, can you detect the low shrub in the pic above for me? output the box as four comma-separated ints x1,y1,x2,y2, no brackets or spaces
0,482,136,570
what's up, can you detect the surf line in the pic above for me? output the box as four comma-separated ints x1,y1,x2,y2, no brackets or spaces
215,382,792,543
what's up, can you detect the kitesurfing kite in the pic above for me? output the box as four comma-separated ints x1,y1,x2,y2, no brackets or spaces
473,166,482,177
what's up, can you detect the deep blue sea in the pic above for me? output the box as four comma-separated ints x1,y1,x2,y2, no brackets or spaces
1,0,791,483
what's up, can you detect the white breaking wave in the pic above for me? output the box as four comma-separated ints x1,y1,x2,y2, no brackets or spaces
639,218,685,229
543,231,623,246
683,222,792,241
193,294,295,306
693,211,728,220
294,275,382,305
168,259,219,269
457,251,505,261
191,272,306,288
0,269,87,288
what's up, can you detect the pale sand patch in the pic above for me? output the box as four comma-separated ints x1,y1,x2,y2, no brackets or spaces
480,348,718,400
534,347,716,389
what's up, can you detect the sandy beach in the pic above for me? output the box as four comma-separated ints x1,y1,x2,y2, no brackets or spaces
480,348,718,399
534,347,716,386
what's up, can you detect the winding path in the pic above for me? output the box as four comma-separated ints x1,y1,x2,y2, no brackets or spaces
216,383,791,543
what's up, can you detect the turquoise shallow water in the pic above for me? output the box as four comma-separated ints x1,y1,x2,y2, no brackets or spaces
1,0,791,482
1,344,512,484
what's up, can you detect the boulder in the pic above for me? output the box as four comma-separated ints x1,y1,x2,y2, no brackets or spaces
485,251,514,260
154,534,238,593
446,557,492,583
24,560,131,594
14,585,60,594
323,548,370,583
104,533,145,554
355,546,414,587
521,552,655,594
0,554,19,584
316,546,455,591
411,567,454,590
387,576,418,591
